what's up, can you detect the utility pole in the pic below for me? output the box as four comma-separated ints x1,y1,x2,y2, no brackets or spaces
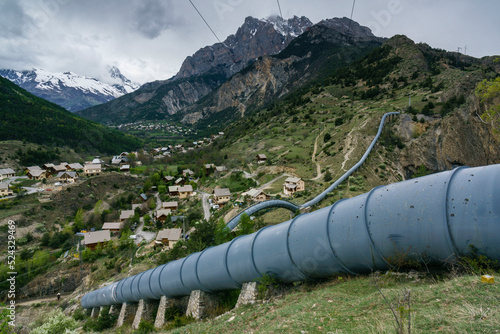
464,46,467,55
457,47,462,53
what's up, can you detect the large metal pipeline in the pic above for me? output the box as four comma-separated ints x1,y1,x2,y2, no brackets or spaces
81,164,500,309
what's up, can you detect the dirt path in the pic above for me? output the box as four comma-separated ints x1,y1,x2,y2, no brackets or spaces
341,119,369,171
311,128,325,181
17,293,72,306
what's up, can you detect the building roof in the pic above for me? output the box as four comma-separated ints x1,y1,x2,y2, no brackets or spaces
26,166,42,172
215,166,227,172
156,228,182,242
243,188,266,198
174,177,183,184
0,168,15,175
179,185,193,192
29,169,45,177
257,154,267,159
42,163,55,169
53,164,67,172
162,201,178,209
164,176,174,181
168,186,179,192
84,164,101,170
214,188,231,197
119,210,135,220
140,193,148,201
83,230,111,245
120,165,130,170
102,222,124,230
57,171,77,178
285,177,302,184
0,182,9,190
156,209,172,218
67,163,84,170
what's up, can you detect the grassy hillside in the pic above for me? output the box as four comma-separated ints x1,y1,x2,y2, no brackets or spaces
0,76,142,154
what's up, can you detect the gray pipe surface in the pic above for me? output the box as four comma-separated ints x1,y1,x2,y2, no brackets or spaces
81,164,500,309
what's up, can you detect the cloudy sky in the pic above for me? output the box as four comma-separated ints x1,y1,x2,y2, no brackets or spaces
1,0,499,85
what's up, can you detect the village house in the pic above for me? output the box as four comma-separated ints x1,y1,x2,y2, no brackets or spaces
0,182,13,197
215,166,227,174
0,168,15,180
182,169,195,177
178,185,193,199
26,167,47,180
174,177,185,185
256,154,267,164
168,186,179,197
120,164,130,172
83,230,111,251
283,177,305,196
164,175,174,183
205,164,215,173
66,163,84,171
102,222,124,233
51,164,67,176
119,209,135,222
154,209,172,222
155,228,182,248
162,201,178,211
214,188,231,205
56,171,78,183
242,188,270,202
84,164,101,176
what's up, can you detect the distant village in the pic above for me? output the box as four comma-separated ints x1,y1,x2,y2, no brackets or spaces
0,134,308,256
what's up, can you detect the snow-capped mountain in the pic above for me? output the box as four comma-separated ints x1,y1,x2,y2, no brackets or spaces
0,67,139,112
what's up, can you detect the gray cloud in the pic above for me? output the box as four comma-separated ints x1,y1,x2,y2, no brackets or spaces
0,0,498,84
130,0,177,39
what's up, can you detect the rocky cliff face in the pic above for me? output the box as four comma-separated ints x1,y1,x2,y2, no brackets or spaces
396,104,500,177
175,16,313,80
180,22,384,126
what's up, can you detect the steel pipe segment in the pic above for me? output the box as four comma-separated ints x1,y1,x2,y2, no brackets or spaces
82,164,500,309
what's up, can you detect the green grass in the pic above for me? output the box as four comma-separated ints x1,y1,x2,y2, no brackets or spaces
165,272,499,333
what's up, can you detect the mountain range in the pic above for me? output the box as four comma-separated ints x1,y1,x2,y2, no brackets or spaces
0,66,139,112
76,16,383,127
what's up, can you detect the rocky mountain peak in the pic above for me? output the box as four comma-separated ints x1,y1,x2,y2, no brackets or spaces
174,15,313,80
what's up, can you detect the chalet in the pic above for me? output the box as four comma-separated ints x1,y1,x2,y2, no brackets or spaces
83,230,111,251
155,209,172,222
182,169,195,177
164,175,174,183
214,188,231,205
84,164,101,176
0,182,13,197
178,185,193,199
162,201,178,211
25,166,41,174
215,166,227,174
256,154,267,164
205,164,215,172
283,177,305,196
131,203,143,211
66,163,84,171
92,157,104,164
42,163,55,171
120,165,130,172
174,177,185,185
56,171,78,183
27,168,46,180
155,228,182,248
0,168,15,180
119,210,135,222
242,188,270,202
111,155,129,165
139,193,148,201
52,164,67,175
168,186,179,197
102,222,124,233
